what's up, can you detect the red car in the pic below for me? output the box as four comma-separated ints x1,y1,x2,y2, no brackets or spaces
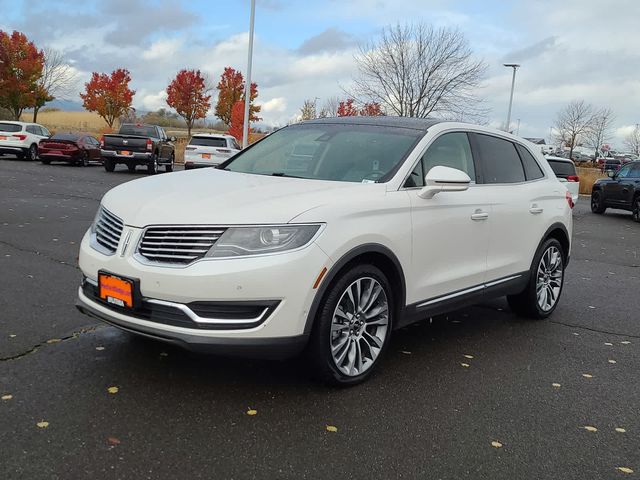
39,132,102,166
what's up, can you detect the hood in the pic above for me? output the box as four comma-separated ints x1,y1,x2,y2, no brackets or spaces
102,168,385,227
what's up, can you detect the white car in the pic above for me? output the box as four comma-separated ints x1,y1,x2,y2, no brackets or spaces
183,133,240,169
0,121,50,160
546,156,580,204
76,117,573,384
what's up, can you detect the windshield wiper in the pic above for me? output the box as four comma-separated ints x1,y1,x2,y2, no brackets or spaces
270,172,303,178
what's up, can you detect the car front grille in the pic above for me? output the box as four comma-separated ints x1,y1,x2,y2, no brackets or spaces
138,226,227,264
94,207,124,254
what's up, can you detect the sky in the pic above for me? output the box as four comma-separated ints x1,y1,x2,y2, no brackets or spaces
1,0,639,147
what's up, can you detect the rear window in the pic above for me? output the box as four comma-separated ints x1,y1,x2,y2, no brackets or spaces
189,136,227,147
119,125,157,137
0,123,22,133
547,159,576,177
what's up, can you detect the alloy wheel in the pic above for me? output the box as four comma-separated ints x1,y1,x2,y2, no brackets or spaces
330,277,389,377
591,193,600,211
633,198,640,222
536,246,563,312
29,144,37,161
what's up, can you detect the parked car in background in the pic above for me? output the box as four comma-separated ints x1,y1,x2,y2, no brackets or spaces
546,156,579,204
76,117,573,385
100,123,175,174
0,121,50,161
591,161,640,222
601,158,625,174
184,134,241,169
571,151,592,164
39,133,102,166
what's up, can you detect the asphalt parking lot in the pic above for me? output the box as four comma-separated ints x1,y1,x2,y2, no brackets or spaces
1,157,639,479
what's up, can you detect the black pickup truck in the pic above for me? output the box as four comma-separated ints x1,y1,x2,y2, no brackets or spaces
591,160,640,222
100,123,176,174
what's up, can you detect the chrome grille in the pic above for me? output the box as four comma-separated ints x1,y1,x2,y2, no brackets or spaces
94,207,124,254
138,226,226,264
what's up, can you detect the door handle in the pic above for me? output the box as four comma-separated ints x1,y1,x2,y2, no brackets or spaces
471,210,489,221
529,203,544,214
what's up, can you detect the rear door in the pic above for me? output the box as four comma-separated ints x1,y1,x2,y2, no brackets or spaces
471,133,550,282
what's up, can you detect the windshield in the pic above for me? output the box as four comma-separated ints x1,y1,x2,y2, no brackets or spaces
190,136,227,147
222,123,423,182
119,125,157,137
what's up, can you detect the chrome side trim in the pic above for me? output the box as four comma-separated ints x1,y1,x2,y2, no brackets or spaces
416,285,484,308
146,298,270,325
485,274,522,288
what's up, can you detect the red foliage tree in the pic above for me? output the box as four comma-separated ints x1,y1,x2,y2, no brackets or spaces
166,69,211,137
215,67,261,126
228,100,247,144
337,98,358,117
360,102,383,116
0,30,44,120
80,69,135,128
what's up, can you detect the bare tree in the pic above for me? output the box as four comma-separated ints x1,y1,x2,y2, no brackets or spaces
625,125,640,156
349,23,487,119
299,98,317,121
33,48,76,122
584,107,615,160
554,100,597,160
318,96,340,118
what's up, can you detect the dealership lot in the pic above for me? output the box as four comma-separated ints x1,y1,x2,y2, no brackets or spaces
1,158,639,479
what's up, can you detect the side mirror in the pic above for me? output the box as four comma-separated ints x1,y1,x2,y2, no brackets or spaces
418,166,471,199
606,169,616,178
169,136,177,142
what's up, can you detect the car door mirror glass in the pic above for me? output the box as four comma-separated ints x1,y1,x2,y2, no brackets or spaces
418,166,471,199
606,170,616,178
169,136,177,142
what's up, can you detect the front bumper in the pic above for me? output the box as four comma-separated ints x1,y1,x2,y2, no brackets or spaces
77,228,332,355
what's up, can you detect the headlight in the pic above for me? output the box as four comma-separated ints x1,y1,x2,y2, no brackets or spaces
206,224,322,258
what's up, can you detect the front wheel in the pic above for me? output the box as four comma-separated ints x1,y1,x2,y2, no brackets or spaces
591,190,606,214
307,264,394,385
632,196,640,223
507,238,565,319
79,151,89,167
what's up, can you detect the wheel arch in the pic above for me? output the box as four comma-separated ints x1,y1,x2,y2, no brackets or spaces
541,223,571,266
303,243,407,335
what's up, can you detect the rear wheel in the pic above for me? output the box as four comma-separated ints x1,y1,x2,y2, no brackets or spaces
165,154,174,173
307,264,393,385
507,238,565,319
591,190,606,214
632,196,640,223
80,150,89,167
103,158,115,172
147,154,158,175
27,144,38,161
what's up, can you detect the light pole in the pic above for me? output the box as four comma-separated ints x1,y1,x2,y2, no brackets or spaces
242,0,256,148
503,63,520,133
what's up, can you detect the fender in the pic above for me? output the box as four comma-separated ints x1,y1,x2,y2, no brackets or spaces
303,243,407,335
539,222,571,267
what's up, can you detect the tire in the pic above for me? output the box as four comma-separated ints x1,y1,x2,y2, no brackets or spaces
80,151,89,167
307,264,394,385
127,162,136,173
165,154,174,173
591,190,606,214
147,154,158,175
507,238,566,319
27,144,38,161
103,158,115,172
41,158,51,165
632,196,640,223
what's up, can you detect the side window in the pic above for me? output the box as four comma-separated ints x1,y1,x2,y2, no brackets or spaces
475,134,525,184
629,163,640,178
232,139,241,150
26,125,36,134
616,164,633,178
516,144,544,180
40,126,50,137
404,132,475,188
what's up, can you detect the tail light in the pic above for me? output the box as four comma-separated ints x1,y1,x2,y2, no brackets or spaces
146,139,153,151
567,175,580,182
99,135,104,148
566,191,575,209
12,134,27,141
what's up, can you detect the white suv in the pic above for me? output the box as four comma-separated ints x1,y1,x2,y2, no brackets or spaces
0,121,50,160
76,117,573,384
183,133,240,169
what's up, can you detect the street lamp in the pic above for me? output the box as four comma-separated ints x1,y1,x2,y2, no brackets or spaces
503,63,520,133
242,0,256,149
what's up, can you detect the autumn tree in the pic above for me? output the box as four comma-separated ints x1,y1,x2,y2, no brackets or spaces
215,67,260,126
350,23,486,120
80,69,135,128
554,100,597,161
299,99,317,121
33,48,76,122
337,99,358,116
228,100,246,143
0,30,44,120
360,102,383,116
166,69,211,137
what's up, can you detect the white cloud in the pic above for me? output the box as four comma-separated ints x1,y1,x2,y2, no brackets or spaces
139,90,168,111
260,97,287,113
143,39,183,60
